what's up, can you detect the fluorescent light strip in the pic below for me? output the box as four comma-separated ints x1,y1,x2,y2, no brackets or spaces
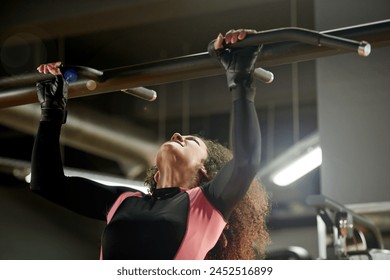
271,146,322,187
25,172,148,193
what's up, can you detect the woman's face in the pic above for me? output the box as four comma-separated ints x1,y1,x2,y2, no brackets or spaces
156,133,208,171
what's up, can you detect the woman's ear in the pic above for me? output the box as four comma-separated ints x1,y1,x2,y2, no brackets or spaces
153,170,160,183
200,165,208,178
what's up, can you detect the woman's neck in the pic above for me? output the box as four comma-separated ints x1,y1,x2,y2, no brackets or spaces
156,165,197,189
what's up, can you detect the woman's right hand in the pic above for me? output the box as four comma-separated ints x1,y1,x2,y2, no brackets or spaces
213,29,257,50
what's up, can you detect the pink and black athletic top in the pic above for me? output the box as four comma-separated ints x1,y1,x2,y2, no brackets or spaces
30,84,261,259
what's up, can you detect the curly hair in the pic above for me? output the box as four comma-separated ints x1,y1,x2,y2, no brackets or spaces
204,179,270,259
144,137,270,259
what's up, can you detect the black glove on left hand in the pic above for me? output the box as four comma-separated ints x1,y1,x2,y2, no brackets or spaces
208,40,262,92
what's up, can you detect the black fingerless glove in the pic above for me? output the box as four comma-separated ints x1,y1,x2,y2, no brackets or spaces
208,41,262,101
36,75,68,123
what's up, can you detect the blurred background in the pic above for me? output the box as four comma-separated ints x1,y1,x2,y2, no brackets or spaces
0,0,389,259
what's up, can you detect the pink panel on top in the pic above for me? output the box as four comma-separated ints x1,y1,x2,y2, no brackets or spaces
174,188,226,260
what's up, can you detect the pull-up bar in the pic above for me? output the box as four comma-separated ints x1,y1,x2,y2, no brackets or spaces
0,20,389,109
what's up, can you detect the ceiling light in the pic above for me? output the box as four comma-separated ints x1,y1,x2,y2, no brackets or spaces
271,146,322,186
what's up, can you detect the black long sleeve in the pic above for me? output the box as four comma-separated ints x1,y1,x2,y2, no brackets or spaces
30,121,132,220
203,83,261,220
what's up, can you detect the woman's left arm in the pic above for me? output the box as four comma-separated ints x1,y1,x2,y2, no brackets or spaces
203,30,262,219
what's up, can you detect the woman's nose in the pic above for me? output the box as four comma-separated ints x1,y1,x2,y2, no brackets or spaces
171,133,184,142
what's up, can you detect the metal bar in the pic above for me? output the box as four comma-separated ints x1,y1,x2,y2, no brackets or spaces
1,20,389,108
222,27,371,56
259,19,390,67
0,65,104,89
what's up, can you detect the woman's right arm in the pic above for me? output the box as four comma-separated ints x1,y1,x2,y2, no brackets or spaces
30,72,132,221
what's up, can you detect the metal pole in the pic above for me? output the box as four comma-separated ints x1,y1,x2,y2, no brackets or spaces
1,20,389,109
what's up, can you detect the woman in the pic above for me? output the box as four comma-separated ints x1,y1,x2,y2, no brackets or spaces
144,138,270,260
31,29,269,259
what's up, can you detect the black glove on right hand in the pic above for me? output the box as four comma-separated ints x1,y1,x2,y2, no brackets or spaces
36,75,68,123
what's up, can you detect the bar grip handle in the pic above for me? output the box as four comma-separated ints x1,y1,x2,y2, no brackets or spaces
254,67,274,83
121,87,157,102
